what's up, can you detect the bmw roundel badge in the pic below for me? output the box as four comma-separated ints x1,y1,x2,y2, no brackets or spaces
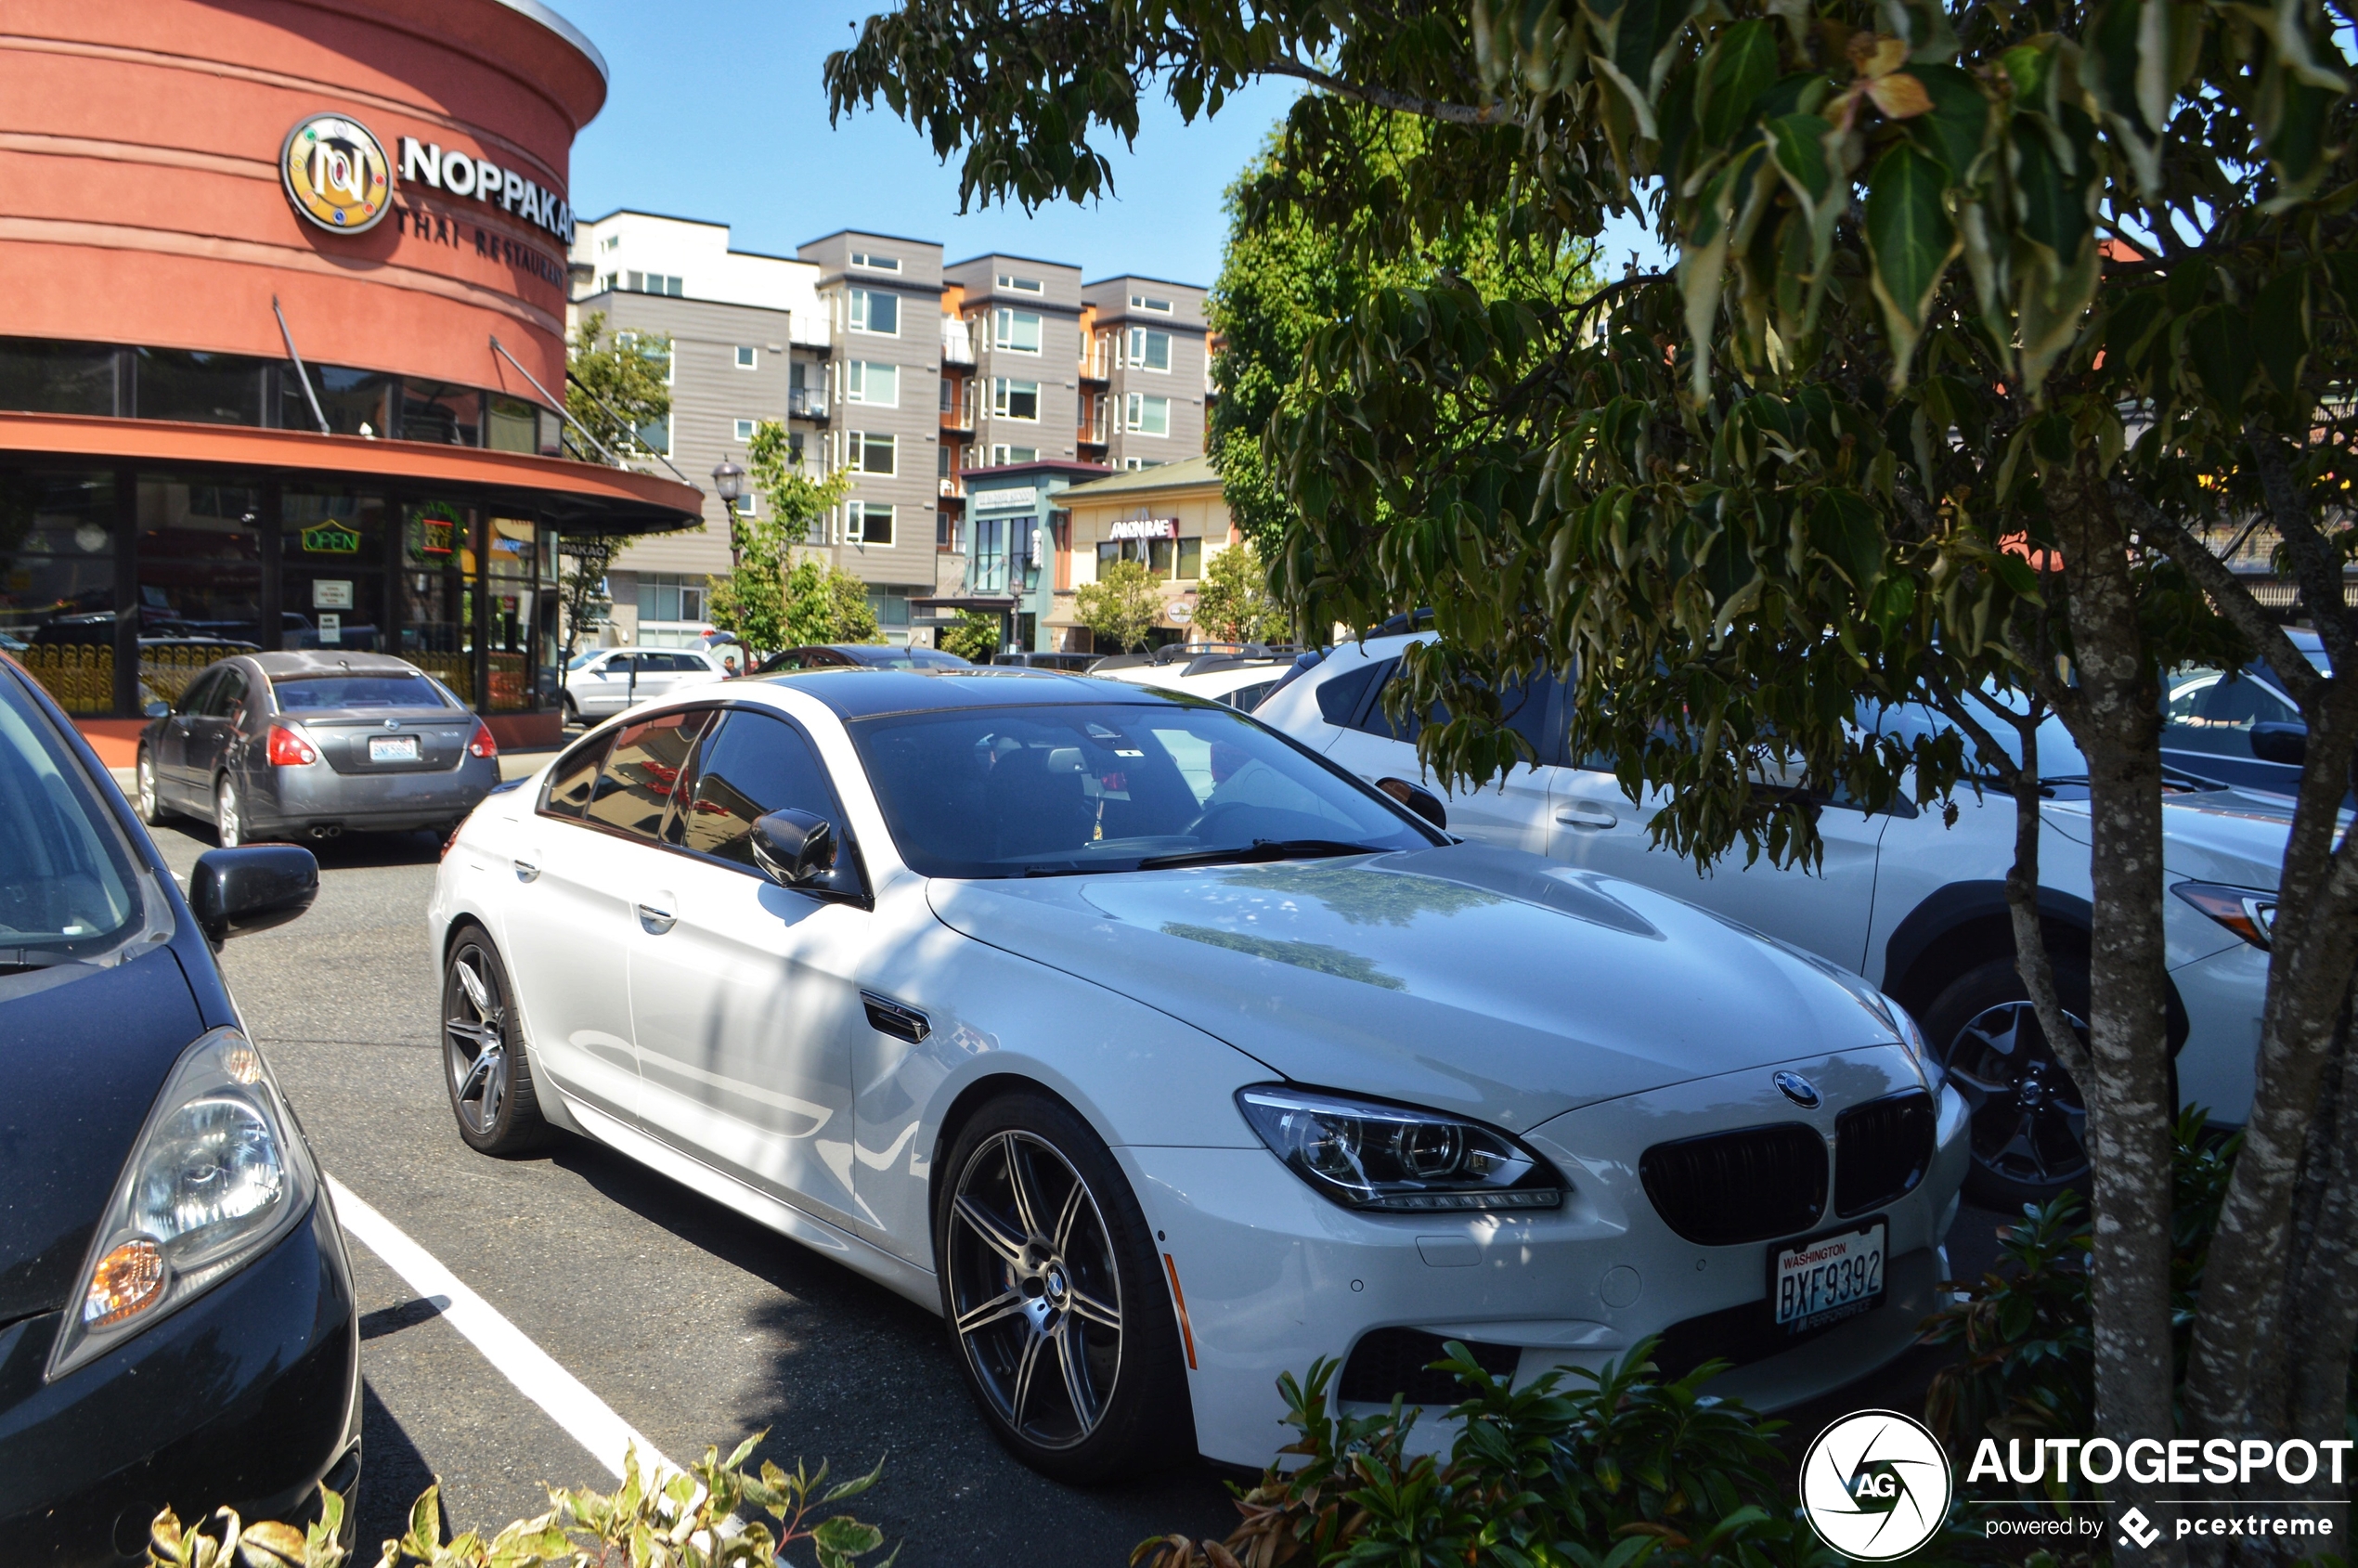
1774,1070,1821,1108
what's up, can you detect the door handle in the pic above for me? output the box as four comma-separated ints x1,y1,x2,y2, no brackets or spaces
636,899,677,935
1555,805,1618,830
513,857,540,883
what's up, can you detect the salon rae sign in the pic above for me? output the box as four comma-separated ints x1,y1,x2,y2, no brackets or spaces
1108,517,1178,540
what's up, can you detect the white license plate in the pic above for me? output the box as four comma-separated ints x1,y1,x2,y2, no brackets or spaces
368,735,421,763
1772,1221,1886,1331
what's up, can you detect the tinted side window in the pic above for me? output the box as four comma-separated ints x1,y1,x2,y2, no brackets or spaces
1356,663,1561,764
1315,661,1384,727
207,667,250,718
540,733,612,818
175,667,220,717
582,709,712,840
683,710,858,890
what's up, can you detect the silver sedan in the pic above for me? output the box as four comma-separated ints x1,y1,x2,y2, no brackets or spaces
136,651,501,846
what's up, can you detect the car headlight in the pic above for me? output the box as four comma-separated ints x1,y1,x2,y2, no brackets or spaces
46,1028,317,1381
2173,881,2276,950
1237,1085,1566,1212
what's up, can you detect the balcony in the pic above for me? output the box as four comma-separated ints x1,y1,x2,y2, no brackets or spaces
790,388,828,421
941,317,976,367
940,404,974,434
1077,421,1108,448
1080,345,1110,382
939,475,965,499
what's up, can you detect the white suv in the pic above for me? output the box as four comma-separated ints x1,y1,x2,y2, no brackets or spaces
560,647,732,724
1259,633,2301,1206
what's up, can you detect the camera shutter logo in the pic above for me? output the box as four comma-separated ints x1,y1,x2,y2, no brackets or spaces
282,114,391,234
1800,1410,1953,1560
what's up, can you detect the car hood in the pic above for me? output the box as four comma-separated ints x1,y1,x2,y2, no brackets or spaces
926,843,1897,1132
2045,785,2314,889
0,946,203,1324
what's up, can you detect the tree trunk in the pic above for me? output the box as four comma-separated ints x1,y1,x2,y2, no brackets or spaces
2046,455,2181,1542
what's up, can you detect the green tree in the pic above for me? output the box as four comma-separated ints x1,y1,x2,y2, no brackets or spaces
1192,538,1289,645
830,0,2358,1530
708,421,864,654
1074,559,1162,653
937,609,1004,663
564,311,672,460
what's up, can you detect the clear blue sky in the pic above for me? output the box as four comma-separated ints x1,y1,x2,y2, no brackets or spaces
552,0,1302,285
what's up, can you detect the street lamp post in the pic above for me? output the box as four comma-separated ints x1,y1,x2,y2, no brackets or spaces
712,458,747,571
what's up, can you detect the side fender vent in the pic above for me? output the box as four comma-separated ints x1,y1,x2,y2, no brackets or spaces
861,991,930,1044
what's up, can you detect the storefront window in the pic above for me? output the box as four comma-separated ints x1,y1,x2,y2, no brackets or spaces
0,341,117,417
487,396,538,453
971,515,1010,594
285,367,395,438
283,489,386,652
2,472,117,715
401,382,483,446
485,516,538,710
136,477,262,709
133,350,269,426
403,500,473,698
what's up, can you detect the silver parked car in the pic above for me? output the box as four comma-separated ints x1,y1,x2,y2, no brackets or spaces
559,647,732,725
136,652,501,845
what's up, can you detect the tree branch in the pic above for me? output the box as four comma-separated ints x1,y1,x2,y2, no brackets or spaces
2116,482,2323,709
1263,55,1507,126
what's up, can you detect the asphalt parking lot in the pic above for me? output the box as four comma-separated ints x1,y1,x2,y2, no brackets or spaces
133,758,2007,1562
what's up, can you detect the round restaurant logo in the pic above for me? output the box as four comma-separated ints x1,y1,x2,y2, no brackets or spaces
281,114,391,234
1800,1410,1952,1560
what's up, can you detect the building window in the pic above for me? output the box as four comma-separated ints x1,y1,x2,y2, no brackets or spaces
1130,293,1173,313
1126,328,1171,371
993,308,1043,354
845,360,900,407
849,288,899,335
849,251,900,272
734,345,757,369
1123,457,1163,471
849,500,894,546
734,418,757,441
639,573,707,625
996,273,1043,293
1177,536,1202,577
1124,394,1170,436
624,271,683,296
939,375,955,412
788,430,806,466
852,431,895,475
615,331,673,385
993,378,1041,421
735,495,758,517
991,444,1038,466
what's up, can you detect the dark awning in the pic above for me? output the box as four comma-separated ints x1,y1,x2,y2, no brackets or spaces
0,411,704,535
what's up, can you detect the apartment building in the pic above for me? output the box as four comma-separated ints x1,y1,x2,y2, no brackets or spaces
568,212,832,643
570,214,1211,651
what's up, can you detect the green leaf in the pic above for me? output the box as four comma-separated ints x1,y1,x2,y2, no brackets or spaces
2012,123,2092,259
812,1515,888,1555
2253,269,2308,397
1808,490,1886,590
1864,143,1958,382
1906,65,1993,177
2185,305,2254,404
1698,21,1780,146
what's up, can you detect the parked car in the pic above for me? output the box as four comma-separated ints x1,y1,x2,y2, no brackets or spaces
1259,632,2300,1207
991,651,1099,672
0,653,356,1559
2159,628,2331,795
433,669,1966,1479
559,647,732,724
755,644,971,674
1092,649,1300,711
136,652,500,846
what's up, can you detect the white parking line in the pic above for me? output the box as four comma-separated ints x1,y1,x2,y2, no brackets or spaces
327,1176,677,1483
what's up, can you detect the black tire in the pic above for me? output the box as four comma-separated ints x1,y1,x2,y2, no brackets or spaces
214,771,251,847
935,1092,1193,1483
135,746,169,826
561,693,581,728
1924,955,2100,1209
440,927,555,1156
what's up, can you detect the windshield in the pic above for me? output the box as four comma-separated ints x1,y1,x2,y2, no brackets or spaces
0,671,143,963
271,672,446,711
849,701,1437,878
1863,695,2089,779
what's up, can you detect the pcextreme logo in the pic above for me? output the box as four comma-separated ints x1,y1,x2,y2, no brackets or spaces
1800,1410,1955,1561
281,114,391,234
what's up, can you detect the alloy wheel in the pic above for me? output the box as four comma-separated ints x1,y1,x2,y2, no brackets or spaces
136,753,159,821
1939,1000,2091,1190
944,1131,1125,1450
215,776,242,848
444,946,511,1135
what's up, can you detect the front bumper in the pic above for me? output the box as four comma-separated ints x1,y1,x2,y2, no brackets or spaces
2170,938,2268,1125
1129,1047,1968,1469
250,755,499,835
0,1194,362,1564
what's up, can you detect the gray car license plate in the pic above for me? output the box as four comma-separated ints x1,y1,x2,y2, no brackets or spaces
369,735,421,763
1772,1220,1886,1332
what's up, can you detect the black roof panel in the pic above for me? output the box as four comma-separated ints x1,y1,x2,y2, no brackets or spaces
761,667,1189,719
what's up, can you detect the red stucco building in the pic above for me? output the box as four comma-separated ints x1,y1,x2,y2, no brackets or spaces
2,0,699,746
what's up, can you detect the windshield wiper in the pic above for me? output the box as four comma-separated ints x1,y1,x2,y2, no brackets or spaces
0,948,97,976
1135,838,1389,872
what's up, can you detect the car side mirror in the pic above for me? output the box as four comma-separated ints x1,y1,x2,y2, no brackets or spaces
1377,776,1448,830
144,700,170,719
2250,721,2307,766
749,809,836,888
188,846,317,945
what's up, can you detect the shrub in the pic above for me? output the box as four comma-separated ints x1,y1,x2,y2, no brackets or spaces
1134,1341,1833,1568
145,1437,890,1568
938,609,1002,664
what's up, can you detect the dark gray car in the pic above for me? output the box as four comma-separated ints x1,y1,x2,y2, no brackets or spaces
135,652,500,845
